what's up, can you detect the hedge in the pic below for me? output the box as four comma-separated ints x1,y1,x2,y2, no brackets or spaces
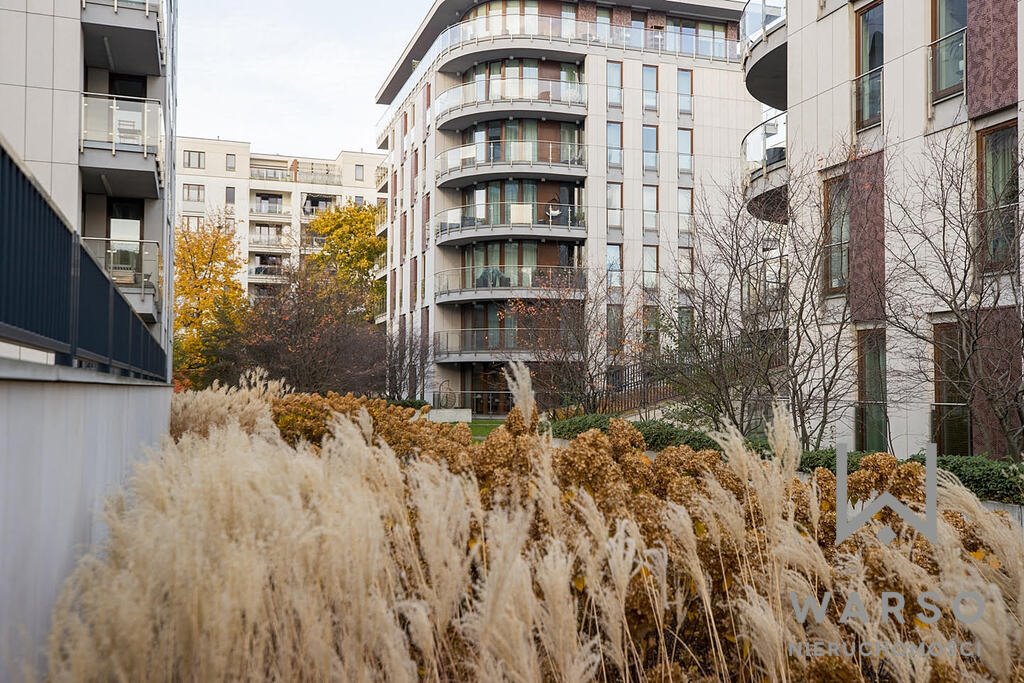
388,398,430,409
549,415,721,452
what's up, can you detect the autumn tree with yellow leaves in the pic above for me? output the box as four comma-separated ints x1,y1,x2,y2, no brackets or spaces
307,201,386,314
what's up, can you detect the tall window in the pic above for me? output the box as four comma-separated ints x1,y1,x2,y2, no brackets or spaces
677,69,693,114
932,0,966,100
933,323,972,456
856,328,888,452
823,176,850,294
607,182,623,229
355,164,365,181
225,186,235,205
642,65,658,111
642,185,658,231
643,306,660,351
643,245,659,290
607,122,623,168
607,243,623,288
607,304,624,355
183,150,205,169
596,7,611,41
642,125,658,172
678,187,693,219
183,183,204,202
978,122,1019,272
677,128,693,174
607,61,622,108
855,2,883,130
225,153,236,171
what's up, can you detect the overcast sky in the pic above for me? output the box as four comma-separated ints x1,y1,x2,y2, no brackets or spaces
177,0,427,158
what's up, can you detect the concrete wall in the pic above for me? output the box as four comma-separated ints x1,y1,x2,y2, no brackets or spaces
0,362,171,679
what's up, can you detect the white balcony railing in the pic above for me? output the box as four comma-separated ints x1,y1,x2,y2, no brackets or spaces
80,93,165,173
740,0,786,50
434,78,587,121
742,110,787,181
436,140,586,178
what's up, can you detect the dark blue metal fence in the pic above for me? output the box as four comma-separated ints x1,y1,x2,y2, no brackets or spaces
0,144,167,382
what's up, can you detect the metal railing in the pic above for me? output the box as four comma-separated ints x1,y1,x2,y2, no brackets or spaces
377,14,741,139
929,28,966,102
301,204,335,218
81,238,161,301
432,389,516,416
250,203,289,216
375,163,389,189
248,233,289,248
434,327,562,356
742,110,787,180
740,0,786,50
80,93,165,169
435,265,584,296
434,78,587,120
248,264,285,277
0,143,166,381
436,140,586,178
81,0,167,65
434,202,586,238
854,66,883,131
295,170,344,185
250,167,291,181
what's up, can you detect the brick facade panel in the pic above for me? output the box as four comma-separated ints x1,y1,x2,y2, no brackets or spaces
967,0,1018,118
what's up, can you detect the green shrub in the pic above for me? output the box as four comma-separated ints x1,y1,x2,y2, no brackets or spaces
550,415,722,452
908,454,1024,505
549,414,611,440
633,420,685,451
797,449,866,474
389,398,429,409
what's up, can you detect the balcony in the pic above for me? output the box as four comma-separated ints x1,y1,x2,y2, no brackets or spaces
247,264,287,284
930,28,965,103
434,202,586,246
81,0,166,77
250,167,292,182
300,233,327,252
434,78,587,131
248,233,291,253
742,111,789,223
740,0,787,110
435,140,586,188
81,237,162,323
371,253,387,280
79,93,164,198
249,202,290,221
375,163,389,192
300,204,336,222
295,170,344,185
435,266,585,305
854,67,883,131
433,328,554,363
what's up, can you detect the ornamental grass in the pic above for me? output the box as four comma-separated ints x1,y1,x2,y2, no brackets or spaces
48,365,1024,681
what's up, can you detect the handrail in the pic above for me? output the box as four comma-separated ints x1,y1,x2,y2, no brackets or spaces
434,77,587,120
739,0,786,50
377,14,741,139
434,202,587,235
929,27,966,102
80,93,165,173
853,66,883,131
435,265,585,295
434,327,563,354
741,110,787,179
436,140,586,178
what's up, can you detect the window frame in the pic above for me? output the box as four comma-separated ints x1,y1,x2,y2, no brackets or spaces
183,183,205,202
855,0,884,130
822,175,851,296
355,164,365,181
606,182,623,229
642,64,659,111
607,121,623,169
642,124,659,172
976,120,1019,273
855,327,889,452
183,150,205,169
607,61,623,109
930,0,966,101
677,68,693,114
225,186,235,205
225,153,236,171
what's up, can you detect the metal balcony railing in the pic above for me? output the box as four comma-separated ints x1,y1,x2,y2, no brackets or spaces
436,140,586,178
434,78,587,120
740,0,786,49
854,66,883,131
433,328,563,356
742,110,787,181
248,264,285,277
248,233,289,248
435,265,585,297
250,203,289,216
431,389,516,416
434,202,586,238
81,238,162,301
929,28,966,102
81,0,168,65
80,93,165,169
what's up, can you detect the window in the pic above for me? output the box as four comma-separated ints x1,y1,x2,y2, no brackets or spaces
183,150,205,169
677,69,693,114
642,65,658,111
596,7,611,40
183,183,205,202
628,11,645,49
678,187,693,223
607,243,623,288
607,61,623,108
355,195,365,206
607,122,623,168
823,176,850,294
933,323,972,456
607,182,623,229
182,215,202,230
225,186,235,205
856,328,888,452
643,306,660,351
978,122,1019,272
355,164,365,181
607,304,624,355
932,0,966,101
855,2,883,130
225,153,236,171
643,185,658,231
642,125,658,172
643,245,659,290
677,128,693,174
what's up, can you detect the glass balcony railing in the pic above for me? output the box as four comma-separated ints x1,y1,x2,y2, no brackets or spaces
81,237,162,298
436,140,586,178
930,28,966,102
250,167,291,181
435,78,587,120
435,265,585,296
80,93,164,165
248,264,285,277
434,328,561,356
854,67,883,131
742,110,787,180
431,389,516,416
301,204,335,218
248,233,288,248
377,15,741,139
740,0,786,49
434,202,586,238
250,203,289,216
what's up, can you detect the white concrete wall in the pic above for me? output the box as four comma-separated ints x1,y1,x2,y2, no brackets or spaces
0,364,171,679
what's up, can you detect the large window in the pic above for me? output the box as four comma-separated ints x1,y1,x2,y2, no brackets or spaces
823,176,850,294
642,65,658,111
643,125,658,172
856,328,888,453
607,243,623,288
677,129,693,174
607,304,624,355
677,69,693,114
933,323,972,456
607,61,622,108
932,0,966,100
607,182,623,229
183,150,205,169
978,122,1019,272
225,153,236,171
607,122,623,168
643,245,658,290
855,2,883,130
355,164,365,181
643,185,658,231
183,183,204,202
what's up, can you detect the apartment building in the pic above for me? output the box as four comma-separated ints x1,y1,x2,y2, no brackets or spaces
376,0,760,413
174,137,385,299
740,0,1022,456
0,0,176,675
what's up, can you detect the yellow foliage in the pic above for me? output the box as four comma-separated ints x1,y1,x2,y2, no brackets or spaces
308,202,386,309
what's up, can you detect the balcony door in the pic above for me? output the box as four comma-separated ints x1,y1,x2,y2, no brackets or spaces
107,198,143,284
108,74,148,146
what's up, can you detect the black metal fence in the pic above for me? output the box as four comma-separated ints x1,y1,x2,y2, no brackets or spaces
0,144,167,381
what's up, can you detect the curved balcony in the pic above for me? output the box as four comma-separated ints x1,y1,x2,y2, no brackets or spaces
435,265,585,305
434,78,586,131
740,0,787,110
434,327,557,364
436,140,586,188
435,202,586,246
742,112,789,223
